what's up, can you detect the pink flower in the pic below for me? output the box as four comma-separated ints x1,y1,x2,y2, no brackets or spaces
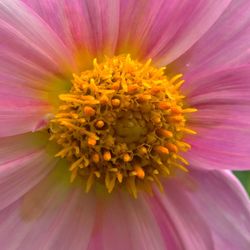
1,0,250,249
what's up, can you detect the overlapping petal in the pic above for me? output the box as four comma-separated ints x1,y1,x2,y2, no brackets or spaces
0,167,96,250
90,193,166,250
170,0,250,77
151,169,250,249
22,0,231,67
0,148,56,211
0,0,75,136
187,170,250,249
183,66,250,170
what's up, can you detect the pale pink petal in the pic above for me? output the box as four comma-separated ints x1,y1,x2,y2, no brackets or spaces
132,0,231,65
150,183,214,250
87,191,166,250
183,66,250,170
171,0,250,77
22,0,120,66
0,0,73,75
0,0,76,136
0,132,47,165
0,168,96,250
22,0,231,67
0,95,51,137
0,148,56,211
186,169,250,249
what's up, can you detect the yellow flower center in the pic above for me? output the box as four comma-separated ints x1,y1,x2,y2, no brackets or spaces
49,55,196,197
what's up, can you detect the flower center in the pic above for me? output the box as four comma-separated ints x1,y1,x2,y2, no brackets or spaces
49,55,196,197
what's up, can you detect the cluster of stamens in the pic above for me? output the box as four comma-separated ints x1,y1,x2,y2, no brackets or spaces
49,55,196,197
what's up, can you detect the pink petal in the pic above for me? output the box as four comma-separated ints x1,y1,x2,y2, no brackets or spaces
22,0,120,67
171,0,250,77
22,0,231,67
0,168,96,250
150,182,214,250
135,0,231,65
90,192,166,250
150,169,250,249
0,147,56,211
183,66,250,170
0,0,73,75
0,0,76,136
0,132,47,165
0,95,51,137
186,169,250,249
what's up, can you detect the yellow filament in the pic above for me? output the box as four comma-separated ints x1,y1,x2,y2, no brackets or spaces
48,55,197,197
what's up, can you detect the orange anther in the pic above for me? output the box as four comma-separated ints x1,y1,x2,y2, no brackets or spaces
103,151,111,161
156,128,173,138
88,137,96,146
171,116,184,122
128,84,139,94
92,153,100,163
150,86,163,95
138,146,147,155
100,95,109,104
151,115,161,124
112,82,120,90
171,107,182,114
137,94,152,103
134,165,145,179
111,98,121,107
123,153,132,162
154,146,169,155
158,101,171,110
83,106,95,116
95,120,105,129
165,143,178,153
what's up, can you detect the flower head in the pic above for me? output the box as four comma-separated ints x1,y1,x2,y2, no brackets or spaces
0,0,250,249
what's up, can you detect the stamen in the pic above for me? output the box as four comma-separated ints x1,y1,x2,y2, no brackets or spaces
48,55,197,197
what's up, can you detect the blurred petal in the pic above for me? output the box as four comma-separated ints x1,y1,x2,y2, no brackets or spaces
0,132,47,165
0,0,75,136
171,0,250,76
183,66,250,170
22,0,120,68
0,95,51,137
22,0,231,67
132,0,231,65
0,165,96,249
93,192,166,250
187,169,250,249
0,147,56,211
150,181,214,250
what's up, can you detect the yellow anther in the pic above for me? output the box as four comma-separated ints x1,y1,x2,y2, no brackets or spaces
116,172,123,183
49,54,197,197
138,146,148,155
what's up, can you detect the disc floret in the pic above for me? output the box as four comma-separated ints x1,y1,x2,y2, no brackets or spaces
49,55,196,197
